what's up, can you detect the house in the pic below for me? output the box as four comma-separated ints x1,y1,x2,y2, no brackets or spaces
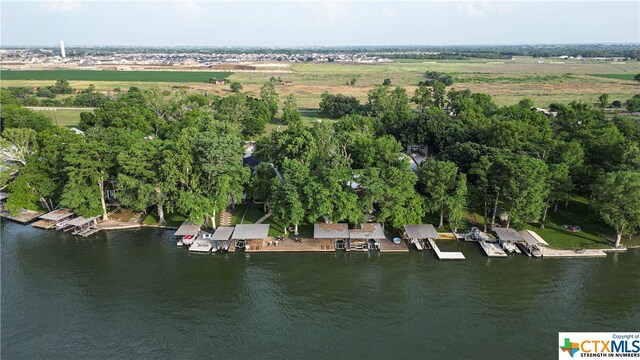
348,223,385,251
314,223,349,250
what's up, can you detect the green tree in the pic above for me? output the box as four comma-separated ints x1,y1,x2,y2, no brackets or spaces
248,163,277,212
592,171,640,247
445,173,468,232
432,81,447,109
634,74,640,83
260,82,279,119
626,94,640,112
411,84,433,111
230,82,243,93
598,93,609,109
282,94,302,127
270,180,305,235
382,78,392,86
417,159,459,228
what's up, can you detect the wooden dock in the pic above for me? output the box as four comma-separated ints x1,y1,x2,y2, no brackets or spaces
32,219,57,229
378,239,410,253
0,209,43,224
479,240,508,257
427,238,465,260
245,238,335,252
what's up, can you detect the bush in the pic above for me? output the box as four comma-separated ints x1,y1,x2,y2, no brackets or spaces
612,100,622,108
420,71,454,86
626,94,640,112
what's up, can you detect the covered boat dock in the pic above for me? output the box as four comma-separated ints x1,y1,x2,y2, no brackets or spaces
67,216,100,237
348,223,385,251
233,224,270,250
314,223,349,250
32,209,75,229
404,224,439,251
493,227,523,254
175,222,201,246
212,226,235,251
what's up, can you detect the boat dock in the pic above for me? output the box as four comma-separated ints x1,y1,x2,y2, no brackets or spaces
189,239,213,253
540,247,607,258
478,240,508,257
31,209,75,229
378,238,410,253
426,238,465,260
246,238,335,252
0,209,43,224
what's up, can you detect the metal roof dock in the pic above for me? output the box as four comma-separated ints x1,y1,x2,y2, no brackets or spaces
232,224,270,240
314,223,349,239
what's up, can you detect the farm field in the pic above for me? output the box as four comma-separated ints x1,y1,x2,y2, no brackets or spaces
0,70,232,82
36,108,86,127
3,57,639,108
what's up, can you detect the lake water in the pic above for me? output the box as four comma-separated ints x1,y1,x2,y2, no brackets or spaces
2,220,639,359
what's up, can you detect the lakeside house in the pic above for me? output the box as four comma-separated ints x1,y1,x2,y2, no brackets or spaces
314,223,349,250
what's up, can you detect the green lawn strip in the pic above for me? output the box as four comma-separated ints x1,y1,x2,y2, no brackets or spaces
589,73,637,81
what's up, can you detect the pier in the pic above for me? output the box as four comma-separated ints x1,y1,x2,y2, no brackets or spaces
478,240,508,257
426,238,465,260
378,238,410,253
245,238,335,252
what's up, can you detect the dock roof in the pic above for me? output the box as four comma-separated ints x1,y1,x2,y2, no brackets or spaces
39,208,74,222
66,216,99,227
493,227,524,242
314,223,349,239
231,224,270,240
174,222,201,236
349,223,385,239
519,230,544,246
404,224,439,239
212,226,234,241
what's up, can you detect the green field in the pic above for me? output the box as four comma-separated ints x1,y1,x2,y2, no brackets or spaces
589,73,637,81
1,70,232,82
38,108,85,127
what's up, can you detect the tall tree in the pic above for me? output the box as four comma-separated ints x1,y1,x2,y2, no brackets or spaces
282,94,302,127
417,159,459,228
592,171,640,247
260,82,279,119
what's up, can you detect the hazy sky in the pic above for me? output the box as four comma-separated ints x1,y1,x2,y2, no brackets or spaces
2,1,639,46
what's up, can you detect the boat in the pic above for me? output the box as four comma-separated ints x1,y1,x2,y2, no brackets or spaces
55,220,70,230
182,235,195,246
501,241,517,253
463,227,496,242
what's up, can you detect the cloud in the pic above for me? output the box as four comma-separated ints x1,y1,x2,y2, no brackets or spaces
38,0,83,13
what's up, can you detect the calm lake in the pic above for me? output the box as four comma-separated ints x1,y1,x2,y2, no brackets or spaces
2,220,639,359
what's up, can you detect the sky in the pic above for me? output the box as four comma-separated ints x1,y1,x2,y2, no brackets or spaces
1,1,639,47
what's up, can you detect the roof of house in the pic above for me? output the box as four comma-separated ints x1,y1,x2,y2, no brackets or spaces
349,223,385,239
174,222,201,236
211,226,234,241
314,223,349,238
403,224,439,239
243,155,261,169
231,224,270,240
39,208,74,222
493,227,524,242
66,216,99,227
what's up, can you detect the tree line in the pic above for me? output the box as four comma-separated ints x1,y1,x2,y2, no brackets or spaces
2,78,639,246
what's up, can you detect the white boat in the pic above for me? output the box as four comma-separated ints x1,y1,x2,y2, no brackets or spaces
55,220,70,230
501,241,517,253
464,227,496,242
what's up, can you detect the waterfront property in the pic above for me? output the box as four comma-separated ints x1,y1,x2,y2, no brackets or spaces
313,223,349,250
232,224,270,250
66,216,100,236
189,234,213,253
518,230,544,257
211,226,235,251
404,224,439,250
32,208,75,229
174,222,201,246
493,227,524,254
348,223,385,251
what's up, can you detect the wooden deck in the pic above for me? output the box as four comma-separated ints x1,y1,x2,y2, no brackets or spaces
378,239,410,253
0,210,43,224
227,240,237,252
31,219,57,229
245,238,335,252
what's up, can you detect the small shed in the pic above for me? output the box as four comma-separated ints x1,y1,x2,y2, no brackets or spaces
349,223,385,251
314,223,349,250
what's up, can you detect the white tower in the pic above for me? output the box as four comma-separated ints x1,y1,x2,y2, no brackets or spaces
60,41,66,58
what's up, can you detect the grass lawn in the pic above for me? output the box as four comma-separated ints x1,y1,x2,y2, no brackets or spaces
589,73,638,81
142,210,185,228
525,196,638,249
37,108,86,127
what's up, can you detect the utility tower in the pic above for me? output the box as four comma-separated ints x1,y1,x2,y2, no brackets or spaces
60,41,66,58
